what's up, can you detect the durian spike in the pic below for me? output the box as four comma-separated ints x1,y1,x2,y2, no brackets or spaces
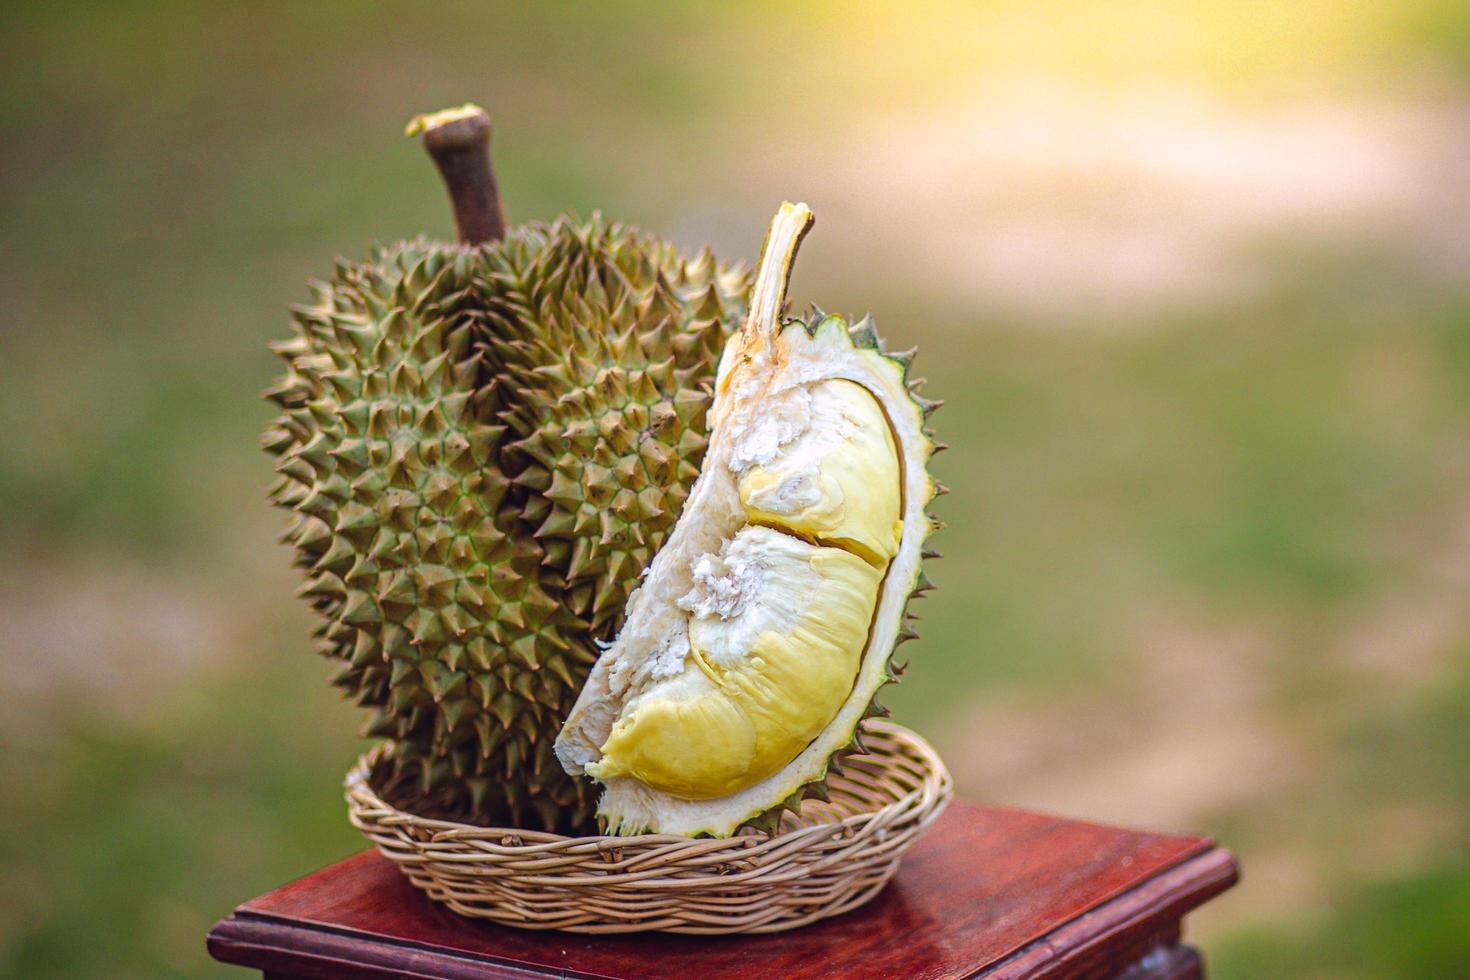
407,103,507,246
739,202,813,360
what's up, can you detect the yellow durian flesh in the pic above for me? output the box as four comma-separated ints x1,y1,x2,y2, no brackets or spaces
737,379,902,567
586,526,885,799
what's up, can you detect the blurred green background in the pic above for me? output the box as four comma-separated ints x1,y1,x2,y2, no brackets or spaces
3,1,1469,976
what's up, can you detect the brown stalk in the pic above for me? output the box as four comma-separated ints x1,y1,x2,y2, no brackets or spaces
408,104,507,246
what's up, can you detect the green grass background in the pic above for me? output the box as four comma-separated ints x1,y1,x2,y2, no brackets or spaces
2,2,1468,976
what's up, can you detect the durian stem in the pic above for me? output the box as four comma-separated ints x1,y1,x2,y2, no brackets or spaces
745,202,814,345
407,104,507,246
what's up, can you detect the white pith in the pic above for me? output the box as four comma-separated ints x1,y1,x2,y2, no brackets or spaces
554,204,934,836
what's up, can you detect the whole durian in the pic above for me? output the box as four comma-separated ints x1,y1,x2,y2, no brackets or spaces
264,105,748,832
555,203,941,837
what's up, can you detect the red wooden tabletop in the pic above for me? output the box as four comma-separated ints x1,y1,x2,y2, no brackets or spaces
208,801,1237,979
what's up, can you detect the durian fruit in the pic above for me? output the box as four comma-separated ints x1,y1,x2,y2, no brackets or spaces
555,202,940,836
264,104,748,832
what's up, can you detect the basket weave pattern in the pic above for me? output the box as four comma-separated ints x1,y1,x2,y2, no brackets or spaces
346,720,953,934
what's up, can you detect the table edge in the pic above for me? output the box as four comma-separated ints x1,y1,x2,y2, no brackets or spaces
979,845,1239,979
208,917,606,980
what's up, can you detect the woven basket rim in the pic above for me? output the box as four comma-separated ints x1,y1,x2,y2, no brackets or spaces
345,720,953,934
346,718,951,845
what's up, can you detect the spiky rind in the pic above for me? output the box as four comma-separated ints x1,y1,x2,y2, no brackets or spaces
266,237,595,830
266,219,748,832
482,217,748,638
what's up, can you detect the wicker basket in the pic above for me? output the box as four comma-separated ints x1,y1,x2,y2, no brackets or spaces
345,719,952,934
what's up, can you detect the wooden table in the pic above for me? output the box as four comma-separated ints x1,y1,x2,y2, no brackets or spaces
208,802,1237,979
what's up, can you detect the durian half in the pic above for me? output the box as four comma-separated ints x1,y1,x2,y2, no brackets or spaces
555,203,938,836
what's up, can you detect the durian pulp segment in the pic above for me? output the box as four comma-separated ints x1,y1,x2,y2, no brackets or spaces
738,379,902,566
586,378,901,801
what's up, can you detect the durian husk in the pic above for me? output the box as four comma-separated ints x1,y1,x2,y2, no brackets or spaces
555,203,943,837
265,218,748,832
